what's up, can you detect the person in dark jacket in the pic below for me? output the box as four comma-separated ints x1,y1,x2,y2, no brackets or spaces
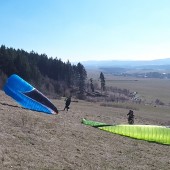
64,96,71,111
127,110,134,124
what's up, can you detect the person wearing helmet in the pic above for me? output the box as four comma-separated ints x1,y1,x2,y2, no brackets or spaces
127,110,134,124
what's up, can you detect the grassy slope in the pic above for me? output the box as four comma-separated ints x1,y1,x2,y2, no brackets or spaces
0,90,170,170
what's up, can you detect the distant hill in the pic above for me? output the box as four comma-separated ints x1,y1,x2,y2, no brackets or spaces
80,58,170,69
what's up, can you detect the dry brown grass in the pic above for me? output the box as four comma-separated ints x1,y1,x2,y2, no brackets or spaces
0,90,170,170
105,76,170,105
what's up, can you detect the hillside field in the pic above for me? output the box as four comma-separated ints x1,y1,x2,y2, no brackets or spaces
0,84,170,170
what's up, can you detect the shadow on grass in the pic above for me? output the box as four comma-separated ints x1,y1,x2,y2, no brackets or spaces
0,101,57,115
0,102,21,108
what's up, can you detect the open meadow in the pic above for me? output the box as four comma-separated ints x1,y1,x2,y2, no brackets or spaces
0,79,170,170
87,69,170,104
106,77,170,105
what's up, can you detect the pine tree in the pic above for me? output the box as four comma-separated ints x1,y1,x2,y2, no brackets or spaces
90,78,94,92
76,63,87,99
100,72,105,92
0,45,88,98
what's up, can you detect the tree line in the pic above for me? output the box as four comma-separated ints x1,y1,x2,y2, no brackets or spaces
0,45,87,98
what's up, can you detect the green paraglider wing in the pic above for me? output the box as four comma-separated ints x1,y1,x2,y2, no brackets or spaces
82,118,170,145
82,118,109,127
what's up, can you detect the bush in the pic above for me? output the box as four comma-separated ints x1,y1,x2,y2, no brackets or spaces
155,99,165,105
0,70,7,89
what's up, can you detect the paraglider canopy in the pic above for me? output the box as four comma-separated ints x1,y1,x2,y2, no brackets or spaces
3,74,58,114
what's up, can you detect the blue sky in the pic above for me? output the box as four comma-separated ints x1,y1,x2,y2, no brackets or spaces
0,0,170,62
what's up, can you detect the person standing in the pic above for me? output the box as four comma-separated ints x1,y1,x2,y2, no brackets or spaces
64,96,71,111
127,110,134,124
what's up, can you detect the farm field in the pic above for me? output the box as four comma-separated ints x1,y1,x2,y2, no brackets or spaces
106,77,170,105
0,87,170,170
87,69,170,104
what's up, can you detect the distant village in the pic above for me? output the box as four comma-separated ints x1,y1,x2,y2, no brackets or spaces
112,72,170,79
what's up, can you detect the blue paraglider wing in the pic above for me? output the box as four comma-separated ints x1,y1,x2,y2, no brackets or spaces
3,74,58,114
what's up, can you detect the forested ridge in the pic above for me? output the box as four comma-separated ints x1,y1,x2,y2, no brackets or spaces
0,45,87,98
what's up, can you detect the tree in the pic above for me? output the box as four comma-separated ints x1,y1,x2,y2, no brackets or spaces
64,60,73,87
76,63,87,99
0,45,88,98
90,78,94,92
100,72,105,92
14,54,31,81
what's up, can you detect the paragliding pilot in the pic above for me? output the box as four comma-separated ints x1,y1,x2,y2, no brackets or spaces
64,96,71,111
127,110,134,124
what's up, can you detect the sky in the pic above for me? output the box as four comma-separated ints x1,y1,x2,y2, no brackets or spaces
0,0,170,62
